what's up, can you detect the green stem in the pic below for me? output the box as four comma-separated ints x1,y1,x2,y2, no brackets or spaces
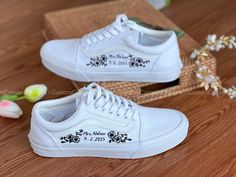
12,95,26,101
0,94,26,101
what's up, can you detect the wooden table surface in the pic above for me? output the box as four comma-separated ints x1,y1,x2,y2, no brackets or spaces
0,0,235,176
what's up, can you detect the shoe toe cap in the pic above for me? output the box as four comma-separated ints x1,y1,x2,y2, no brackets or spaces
40,39,79,69
139,106,188,140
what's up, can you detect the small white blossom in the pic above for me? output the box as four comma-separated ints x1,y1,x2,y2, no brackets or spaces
215,41,224,51
228,39,236,48
212,90,219,97
200,65,207,71
190,49,199,59
233,92,236,97
223,89,228,94
205,75,217,83
207,34,217,43
196,73,203,79
208,45,216,51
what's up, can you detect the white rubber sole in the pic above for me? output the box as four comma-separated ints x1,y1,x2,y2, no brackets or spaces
41,57,183,83
28,113,189,159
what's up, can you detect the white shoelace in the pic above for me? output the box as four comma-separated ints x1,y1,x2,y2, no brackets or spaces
81,14,136,45
85,83,135,120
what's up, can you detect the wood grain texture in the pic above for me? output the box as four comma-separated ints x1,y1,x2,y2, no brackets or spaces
0,0,235,177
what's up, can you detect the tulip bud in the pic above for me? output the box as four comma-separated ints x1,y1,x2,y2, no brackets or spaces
24,84,47,102
0,100,23,118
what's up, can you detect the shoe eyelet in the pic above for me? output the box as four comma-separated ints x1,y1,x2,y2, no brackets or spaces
116,113,120,117
109,111,113,114
94,106,98,109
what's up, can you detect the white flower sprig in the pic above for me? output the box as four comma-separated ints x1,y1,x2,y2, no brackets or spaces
190,34,236,99
205,34,236,51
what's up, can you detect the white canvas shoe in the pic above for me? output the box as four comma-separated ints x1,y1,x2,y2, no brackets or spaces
40,14,183,83
28,83,189,159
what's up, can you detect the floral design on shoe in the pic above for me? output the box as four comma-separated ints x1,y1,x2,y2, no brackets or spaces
86,53,150,68
87,55,108,67
60,129,83,143
129,57,150,67
107,131,132,143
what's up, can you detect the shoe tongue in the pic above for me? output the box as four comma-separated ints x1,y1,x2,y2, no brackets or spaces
75,83,100,107
75,88,88,107
129,29,141,43
115,14,142,43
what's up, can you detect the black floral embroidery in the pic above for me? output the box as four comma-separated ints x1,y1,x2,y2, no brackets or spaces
60,129,83,143
129,57,150,67
107,131,132,143
87,55,108,67
86,54,150,67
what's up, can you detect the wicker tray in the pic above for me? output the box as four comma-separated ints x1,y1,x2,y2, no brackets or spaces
43,0,216,103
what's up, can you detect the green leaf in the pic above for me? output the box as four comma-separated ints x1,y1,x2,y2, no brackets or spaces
165,0,171,6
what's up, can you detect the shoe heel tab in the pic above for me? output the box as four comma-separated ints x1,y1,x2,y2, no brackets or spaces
31,101,45,123
169,31,178,42
32,101,40,113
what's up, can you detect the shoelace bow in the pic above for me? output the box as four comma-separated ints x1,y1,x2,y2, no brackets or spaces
86,83,135,120
81,14,136,45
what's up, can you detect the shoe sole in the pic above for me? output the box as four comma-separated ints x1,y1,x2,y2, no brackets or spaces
41,56,183,83
28,113,189,159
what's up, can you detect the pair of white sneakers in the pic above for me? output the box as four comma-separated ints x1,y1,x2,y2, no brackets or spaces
28,14,189,159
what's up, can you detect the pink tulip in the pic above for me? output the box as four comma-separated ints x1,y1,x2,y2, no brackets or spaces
0,100,23,118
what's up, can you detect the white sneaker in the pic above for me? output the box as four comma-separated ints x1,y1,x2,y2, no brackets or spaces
40,14,183,82
28,83,189,159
